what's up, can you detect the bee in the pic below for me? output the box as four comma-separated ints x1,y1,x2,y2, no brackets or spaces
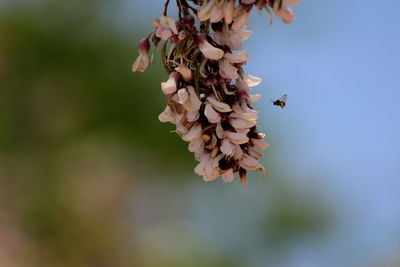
272,94,288,108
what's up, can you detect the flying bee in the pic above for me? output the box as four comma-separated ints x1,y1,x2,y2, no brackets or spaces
272,94,288,108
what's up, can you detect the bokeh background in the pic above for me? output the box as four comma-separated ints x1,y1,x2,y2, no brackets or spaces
0,0,399,266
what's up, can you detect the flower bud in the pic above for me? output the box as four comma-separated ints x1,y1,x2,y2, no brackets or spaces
132,38,150,72
183,15,195,28
175,65,193,82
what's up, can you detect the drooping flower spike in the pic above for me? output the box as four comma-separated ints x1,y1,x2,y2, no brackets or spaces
132,0,301,185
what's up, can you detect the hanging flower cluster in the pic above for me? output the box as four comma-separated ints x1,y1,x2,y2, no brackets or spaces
132,0,301,185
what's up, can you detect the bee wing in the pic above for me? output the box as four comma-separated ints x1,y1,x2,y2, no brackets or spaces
280,94,288,102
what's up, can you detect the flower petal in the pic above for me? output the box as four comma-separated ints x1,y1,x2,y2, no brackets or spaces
182,124,203,142
207,96,232,112
204,102,221,123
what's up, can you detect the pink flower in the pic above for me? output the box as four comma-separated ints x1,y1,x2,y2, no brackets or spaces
206,96,232,112
229,111,257,129
221,138,235,156
239,154,261,171
231,9,250,31
243,73,262,87
189,138,206,161
233,144,244,160
213,28,252,51
154,16,178,40
221,169,235,183
132,39,150,72
223,0,235,24
197,34,224,61
161,72,180,95
194,153,211,176
219,58,239,80
209,1,224,23
198,0,235,25
195,152,220,181
219,51,249,79
183,86,202,113
175,65,193,82
182,123,203,142
158,105,176,123
248,147,264,159
274,0,301,24
248,94,261,104
174,88,189,105
278,7,296,24
175,114,188,135
225,131,249,145
204,102,221,123
198,0,216,21
252,138,269,150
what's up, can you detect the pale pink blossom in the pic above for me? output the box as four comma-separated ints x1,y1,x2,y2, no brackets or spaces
182,123,203,142
221,169,235,183
216,122,225,139
229,117,256,129
221,139,235,156
175,65,193,82
278,7,296,24
194,153,210,176
252,138,269,150
213,28,252,51
209,1,224,23
274,0,301,24
207,96,232,112
183,86,202,113
158,105,176,123
236,128,250,135
220,51,250,79
204,102,221,123
240,154,261,170
233,144,244,160
175,115,188,134
198,0,216,21
153,16,178,40
212,154,224,168
225,131,249,145
232,9,250,31
189,138,204,153
174,88,189,104
197,34,224,61
132,53,150,72
248,147,264,159
161,72,179,95
243,73,262,87
219,58,239,79
189,138,206,160
223,0,235,24
132,39,150,72
224,51,250,63
195,153,219,181
187,111,200,122
248,94,261,104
